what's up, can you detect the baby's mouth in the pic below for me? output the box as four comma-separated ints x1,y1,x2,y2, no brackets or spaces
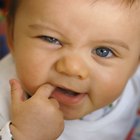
51,87,86,105
56,87,80,97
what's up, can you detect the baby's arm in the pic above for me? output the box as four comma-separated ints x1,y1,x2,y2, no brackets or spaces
8,80,64,140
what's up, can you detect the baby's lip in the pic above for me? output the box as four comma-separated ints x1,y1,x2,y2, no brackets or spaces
51,83,87,95
55,87,81,96
50,86,87,105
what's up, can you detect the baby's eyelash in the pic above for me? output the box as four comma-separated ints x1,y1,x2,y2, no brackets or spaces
37,35,61,45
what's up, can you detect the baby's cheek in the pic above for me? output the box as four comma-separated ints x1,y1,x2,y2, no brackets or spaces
89,79,124,108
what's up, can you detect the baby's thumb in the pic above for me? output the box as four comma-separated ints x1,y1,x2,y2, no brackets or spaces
10,79,25,105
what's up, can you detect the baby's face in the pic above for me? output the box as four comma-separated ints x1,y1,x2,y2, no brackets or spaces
10,0,140,119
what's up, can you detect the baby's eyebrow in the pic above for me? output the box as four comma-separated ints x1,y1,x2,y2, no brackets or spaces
29,24,51,30
93,39,129,50
89,0,137,7
29,24,59,33
29,23,64,37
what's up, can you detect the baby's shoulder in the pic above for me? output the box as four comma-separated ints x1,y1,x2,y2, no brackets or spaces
126,66,140,97
0,54,16,81
0,54,17,94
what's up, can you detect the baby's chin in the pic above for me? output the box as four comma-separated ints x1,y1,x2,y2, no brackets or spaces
64,115,83,120
63,113,88,120
62,109,92,120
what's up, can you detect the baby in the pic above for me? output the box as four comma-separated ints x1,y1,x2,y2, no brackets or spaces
0,0,140,140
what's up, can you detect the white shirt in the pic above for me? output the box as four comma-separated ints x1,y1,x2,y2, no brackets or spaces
0,54,140,140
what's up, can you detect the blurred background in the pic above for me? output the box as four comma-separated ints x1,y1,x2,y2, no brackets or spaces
0,0,9,59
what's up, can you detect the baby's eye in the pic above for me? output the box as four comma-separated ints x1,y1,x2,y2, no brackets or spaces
38,35,61,45
92,47,113,58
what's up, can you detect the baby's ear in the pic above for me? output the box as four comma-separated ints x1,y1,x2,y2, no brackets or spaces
6,18,14,53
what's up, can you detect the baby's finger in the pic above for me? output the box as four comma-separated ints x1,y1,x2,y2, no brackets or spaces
49,98,60,108
34,84,55,99
10,79,25,105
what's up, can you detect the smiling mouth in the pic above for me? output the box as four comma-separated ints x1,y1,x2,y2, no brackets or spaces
51,87,86,105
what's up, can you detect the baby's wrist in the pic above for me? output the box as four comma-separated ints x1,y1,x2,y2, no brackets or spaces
10,123,26,140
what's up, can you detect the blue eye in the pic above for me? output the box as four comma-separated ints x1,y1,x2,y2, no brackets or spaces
38,35,61,45
92,47,113,58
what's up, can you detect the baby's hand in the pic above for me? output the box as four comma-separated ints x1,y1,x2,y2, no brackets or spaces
9,79,64,140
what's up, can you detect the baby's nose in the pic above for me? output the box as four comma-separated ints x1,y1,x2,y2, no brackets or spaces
55,55,89,80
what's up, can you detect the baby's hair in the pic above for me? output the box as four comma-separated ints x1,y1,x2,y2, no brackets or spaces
7,0,19,24
7,0,137,24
